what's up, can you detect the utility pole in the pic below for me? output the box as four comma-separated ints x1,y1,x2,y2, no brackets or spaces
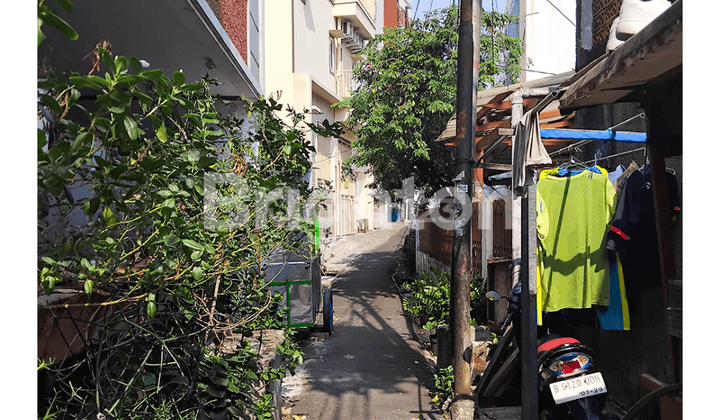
451,1,481,419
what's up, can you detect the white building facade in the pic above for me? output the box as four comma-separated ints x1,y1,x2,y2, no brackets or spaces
264,0,384,237
506,0,577,82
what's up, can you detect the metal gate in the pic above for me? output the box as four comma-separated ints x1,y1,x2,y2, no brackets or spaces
339,195,356,236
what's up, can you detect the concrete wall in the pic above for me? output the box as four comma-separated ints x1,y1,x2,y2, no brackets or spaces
517,0,576,82
415,248,451,278
294,0,337,92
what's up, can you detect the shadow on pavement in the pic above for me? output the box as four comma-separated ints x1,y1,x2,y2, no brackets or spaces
286,232,443,420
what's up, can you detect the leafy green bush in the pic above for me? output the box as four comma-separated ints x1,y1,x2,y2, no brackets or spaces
402,267,451,330
402,267,486,331
431,365,455,410
37,41,339,419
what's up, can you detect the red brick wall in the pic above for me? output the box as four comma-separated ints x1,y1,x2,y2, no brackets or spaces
219,0,248,62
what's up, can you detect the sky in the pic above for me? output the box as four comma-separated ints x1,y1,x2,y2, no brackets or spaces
412,0,508,20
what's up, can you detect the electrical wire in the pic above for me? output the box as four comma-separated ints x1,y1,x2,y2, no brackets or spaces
545,0,576,27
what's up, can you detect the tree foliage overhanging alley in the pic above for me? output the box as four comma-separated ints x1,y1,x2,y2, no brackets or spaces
37,2,341,419
337,6,523,195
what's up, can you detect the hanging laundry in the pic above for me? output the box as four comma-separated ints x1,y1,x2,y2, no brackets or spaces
613,159,640,194
606,168,681,297
536,166,616,313
607,164,625,186
596,252,631,330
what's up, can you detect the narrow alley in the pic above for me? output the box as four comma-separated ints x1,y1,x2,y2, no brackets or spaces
282,223,443,420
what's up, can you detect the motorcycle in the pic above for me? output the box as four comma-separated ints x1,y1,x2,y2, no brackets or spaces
482,284,620,420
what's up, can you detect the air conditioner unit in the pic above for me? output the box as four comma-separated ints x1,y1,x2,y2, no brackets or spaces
341,21,355,40
353,31,363,47
349,41,362,54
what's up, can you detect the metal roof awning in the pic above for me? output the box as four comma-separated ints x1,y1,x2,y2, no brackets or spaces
438,71,576,144
436,72,581,179
559,0,682,111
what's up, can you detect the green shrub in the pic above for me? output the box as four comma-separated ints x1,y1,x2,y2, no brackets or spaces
402,267,486,330
37,46,339,419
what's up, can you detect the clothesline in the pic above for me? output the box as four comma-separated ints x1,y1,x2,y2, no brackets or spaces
582,146,646,165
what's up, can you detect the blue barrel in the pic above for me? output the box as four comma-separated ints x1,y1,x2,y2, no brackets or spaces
391,209,400,222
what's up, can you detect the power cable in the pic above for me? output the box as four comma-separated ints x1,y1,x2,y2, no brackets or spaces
545,0,576,27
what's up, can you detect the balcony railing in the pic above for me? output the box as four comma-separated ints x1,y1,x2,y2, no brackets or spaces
336,69,357,98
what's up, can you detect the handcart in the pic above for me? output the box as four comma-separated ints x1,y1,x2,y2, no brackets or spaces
261,249,333,335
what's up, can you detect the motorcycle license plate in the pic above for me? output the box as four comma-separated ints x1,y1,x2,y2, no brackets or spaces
549,372,607,404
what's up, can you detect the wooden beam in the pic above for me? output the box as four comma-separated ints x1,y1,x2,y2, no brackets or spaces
476,129,504,153
540,120,573,129
477,119,511,132
482,98,532,110
476,162,513,171
538,108,561,119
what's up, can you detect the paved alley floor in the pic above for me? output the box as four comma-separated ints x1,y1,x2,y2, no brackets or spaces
283,222,444,420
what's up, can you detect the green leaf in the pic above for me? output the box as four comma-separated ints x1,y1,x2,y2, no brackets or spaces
68,76,102,90
182,239,205,251
97,47,116,76
161,198,175,208
173,71,185,86
84,279,94,297
52,0,75,12
38,18,46,47
93,155,110,172
85,75,111,88
123,117,142,140
143,69,164,79
39,9,78,41
147,301,157,318
102,207,119,227
38,129,47,149
164,234,180,247
209,376,228,387
192,266,203,281
190,250,204,260
71,132,92,154
156,121,168,142
41,256,57,266
82,197,100,216
114,56,129,76
40,94,62,115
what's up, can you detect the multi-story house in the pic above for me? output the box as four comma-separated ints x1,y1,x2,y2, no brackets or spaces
376,0,413,30
264,0,391,238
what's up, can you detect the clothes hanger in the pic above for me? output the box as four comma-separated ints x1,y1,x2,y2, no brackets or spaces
558,154,590,171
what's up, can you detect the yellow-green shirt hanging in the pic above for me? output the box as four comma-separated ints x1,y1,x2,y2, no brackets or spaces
536,167,617,313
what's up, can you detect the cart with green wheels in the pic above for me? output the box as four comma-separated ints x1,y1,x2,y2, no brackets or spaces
261,250,333,335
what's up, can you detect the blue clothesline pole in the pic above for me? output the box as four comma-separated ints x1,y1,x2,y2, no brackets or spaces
540,128,647,143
